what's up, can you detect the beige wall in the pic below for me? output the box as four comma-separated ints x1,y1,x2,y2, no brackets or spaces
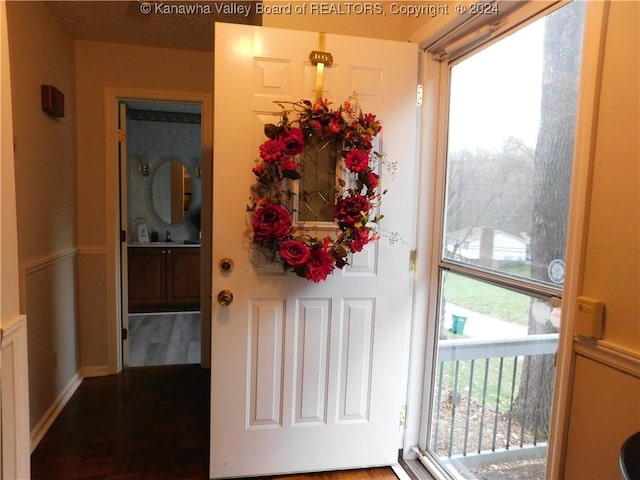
262,1,408,40
1,1,20,323
3,1,639,474
5,0,80,433
74,41,213,369
261,0,441,41
563,1,640,478
580,0,639,350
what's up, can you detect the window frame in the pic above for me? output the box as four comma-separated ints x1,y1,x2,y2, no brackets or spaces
403,1,609,479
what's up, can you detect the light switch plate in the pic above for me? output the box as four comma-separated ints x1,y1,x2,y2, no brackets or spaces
575,296,605,338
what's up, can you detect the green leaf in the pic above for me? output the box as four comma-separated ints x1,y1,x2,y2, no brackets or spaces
264,124,278,139
282,169,301,180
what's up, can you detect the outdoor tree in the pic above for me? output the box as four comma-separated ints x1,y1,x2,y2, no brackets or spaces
513,1,586,436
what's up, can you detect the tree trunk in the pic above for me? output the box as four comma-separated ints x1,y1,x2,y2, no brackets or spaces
513,1,585,438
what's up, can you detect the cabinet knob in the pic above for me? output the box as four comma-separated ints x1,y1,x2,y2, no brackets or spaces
217,290,234,306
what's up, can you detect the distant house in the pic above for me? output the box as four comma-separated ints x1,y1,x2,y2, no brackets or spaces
445,227,529,265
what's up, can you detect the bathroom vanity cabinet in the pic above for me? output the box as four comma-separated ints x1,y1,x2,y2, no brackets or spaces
127,245,200,313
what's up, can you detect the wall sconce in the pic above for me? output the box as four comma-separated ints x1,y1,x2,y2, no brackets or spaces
138,162,151,176
41,85,64,118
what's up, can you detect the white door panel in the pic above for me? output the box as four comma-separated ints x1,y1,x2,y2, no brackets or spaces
211,23,417,478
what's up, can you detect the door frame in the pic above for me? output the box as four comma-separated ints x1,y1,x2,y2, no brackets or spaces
104,87,213,373
403,2,609,479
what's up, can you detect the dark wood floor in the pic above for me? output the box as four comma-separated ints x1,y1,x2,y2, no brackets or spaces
31,365,399,480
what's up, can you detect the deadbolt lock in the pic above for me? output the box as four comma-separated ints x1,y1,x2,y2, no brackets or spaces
219,257,234,273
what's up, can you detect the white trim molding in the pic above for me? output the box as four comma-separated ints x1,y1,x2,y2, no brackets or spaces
574,338,640,379
547,2,610,479
1,314,31,479
77,246,108,256
29,371,82,452
19,247,78,313
104,87,212,375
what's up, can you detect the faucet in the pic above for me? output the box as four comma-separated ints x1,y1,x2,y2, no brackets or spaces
165,230,172,242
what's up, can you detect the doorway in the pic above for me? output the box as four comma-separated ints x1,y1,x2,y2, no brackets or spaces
118,98,208,368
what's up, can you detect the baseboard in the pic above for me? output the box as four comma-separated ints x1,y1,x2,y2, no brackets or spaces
81,364,111,377
30,371,83,452
393,463,417,480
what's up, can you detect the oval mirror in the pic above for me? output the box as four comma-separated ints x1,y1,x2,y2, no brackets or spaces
152,160,193,224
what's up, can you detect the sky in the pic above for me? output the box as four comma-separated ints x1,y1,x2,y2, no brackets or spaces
447,19,545,152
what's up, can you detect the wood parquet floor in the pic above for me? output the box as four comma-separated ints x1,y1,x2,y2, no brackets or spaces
31,365,399,480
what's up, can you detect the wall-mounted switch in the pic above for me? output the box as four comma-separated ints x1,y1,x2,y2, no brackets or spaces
575,296,605,339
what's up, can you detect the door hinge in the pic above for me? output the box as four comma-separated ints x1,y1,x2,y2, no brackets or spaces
399,405,407,427
122,328,128,340
117,128,126,143
120,230,127,243
409,249,417,271
416,84,423,107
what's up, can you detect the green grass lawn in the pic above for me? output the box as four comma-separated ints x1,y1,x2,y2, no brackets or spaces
442,270,532,325
437,357,522,414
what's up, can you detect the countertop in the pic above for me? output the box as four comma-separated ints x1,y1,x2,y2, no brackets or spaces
128,242,200,247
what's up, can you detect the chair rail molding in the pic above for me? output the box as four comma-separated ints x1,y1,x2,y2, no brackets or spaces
19,247,79,312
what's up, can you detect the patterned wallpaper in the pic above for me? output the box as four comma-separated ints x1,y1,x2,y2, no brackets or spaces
126,105,202,244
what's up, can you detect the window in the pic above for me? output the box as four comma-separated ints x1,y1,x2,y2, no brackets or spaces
420,2,586,478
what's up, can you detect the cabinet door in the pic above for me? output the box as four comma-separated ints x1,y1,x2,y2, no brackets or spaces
166,248,200,307
128,247,166,311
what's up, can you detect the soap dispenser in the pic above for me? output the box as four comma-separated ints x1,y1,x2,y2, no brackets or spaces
136,218,149,243
165,230,172,242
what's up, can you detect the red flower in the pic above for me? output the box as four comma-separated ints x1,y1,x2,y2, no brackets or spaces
279,156,299,173
305,241,335,282
345,149,369,173
363,170,380,190
279,239,311,267
310,120,322,133
334,255,348,269
252,163,266,177
326,120,342,135
335,194,370,227
363,113,380,130
252,203,291,243
278,128,304,156
349,228,370,253
260,139,284,163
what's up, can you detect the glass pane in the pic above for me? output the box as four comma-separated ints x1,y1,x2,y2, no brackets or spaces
298,140,340,222
430,272,560,479
443,1,586,288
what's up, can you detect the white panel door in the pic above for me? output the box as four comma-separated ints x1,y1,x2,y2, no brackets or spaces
211,23,418,478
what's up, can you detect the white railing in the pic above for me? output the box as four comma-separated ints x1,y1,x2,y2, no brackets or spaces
431,334,559,469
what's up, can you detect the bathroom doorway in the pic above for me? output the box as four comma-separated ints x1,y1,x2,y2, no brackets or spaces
119,99,204,367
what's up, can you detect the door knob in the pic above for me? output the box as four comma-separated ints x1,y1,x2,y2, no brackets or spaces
217,289,233,306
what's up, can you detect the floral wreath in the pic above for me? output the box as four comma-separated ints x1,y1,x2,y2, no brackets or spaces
247,95,384,283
